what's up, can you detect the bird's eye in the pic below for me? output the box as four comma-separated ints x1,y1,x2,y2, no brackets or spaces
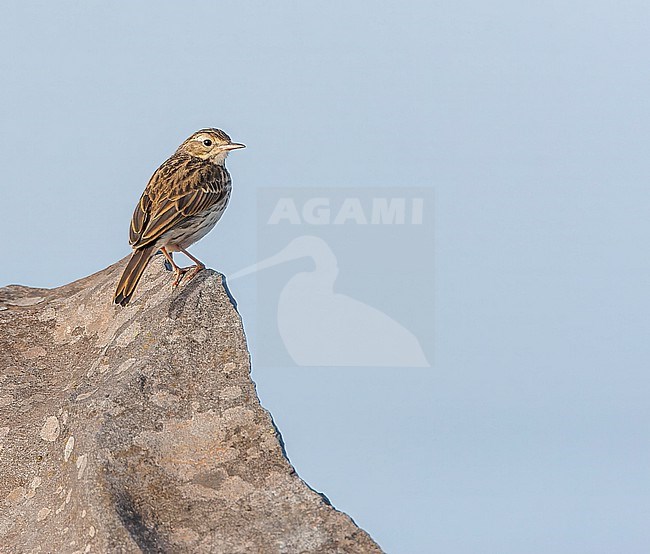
203,139,213,147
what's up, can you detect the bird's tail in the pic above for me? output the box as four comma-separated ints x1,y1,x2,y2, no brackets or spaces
114,245,156,306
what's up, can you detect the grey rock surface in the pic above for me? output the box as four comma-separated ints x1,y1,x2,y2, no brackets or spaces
0,258,383,553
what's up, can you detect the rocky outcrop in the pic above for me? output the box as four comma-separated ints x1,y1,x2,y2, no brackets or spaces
0,257,382,553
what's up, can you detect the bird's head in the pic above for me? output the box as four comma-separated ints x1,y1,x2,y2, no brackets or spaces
178,128,245,164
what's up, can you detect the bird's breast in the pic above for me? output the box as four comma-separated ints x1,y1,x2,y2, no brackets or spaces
161,195,230,251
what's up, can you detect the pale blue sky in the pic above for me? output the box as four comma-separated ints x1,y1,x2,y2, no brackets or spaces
2,2,650,552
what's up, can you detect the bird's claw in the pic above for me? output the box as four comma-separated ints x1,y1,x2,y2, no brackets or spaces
172,268,189,288
171,265,205,287
184,265,205,283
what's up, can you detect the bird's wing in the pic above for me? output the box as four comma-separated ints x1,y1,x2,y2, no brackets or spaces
129,155,230,249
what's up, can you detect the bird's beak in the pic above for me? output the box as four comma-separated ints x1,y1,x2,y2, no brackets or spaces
220,142,246,151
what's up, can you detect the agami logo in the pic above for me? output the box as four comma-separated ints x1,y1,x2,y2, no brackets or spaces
233,187,434,368
267,197,424,225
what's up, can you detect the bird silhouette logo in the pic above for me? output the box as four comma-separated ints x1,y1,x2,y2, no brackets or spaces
230,235,430,367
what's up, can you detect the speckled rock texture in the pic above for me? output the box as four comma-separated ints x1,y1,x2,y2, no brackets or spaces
0,258,383,554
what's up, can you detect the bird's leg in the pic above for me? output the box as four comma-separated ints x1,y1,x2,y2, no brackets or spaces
160,247,177,270
179,248,206,283
161,247,188,287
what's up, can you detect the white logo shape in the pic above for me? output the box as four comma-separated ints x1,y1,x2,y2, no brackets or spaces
230,235,430,367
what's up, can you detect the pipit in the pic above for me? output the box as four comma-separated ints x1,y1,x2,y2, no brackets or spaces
114,128,245,306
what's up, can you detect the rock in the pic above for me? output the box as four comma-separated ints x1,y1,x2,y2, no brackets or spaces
0,257,383,553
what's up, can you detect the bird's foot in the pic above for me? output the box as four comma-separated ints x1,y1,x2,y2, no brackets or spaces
171,264,205,287
172,267,189,288
183,263,206,283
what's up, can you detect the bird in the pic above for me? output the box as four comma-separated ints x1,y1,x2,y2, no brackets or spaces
114,128,245,306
